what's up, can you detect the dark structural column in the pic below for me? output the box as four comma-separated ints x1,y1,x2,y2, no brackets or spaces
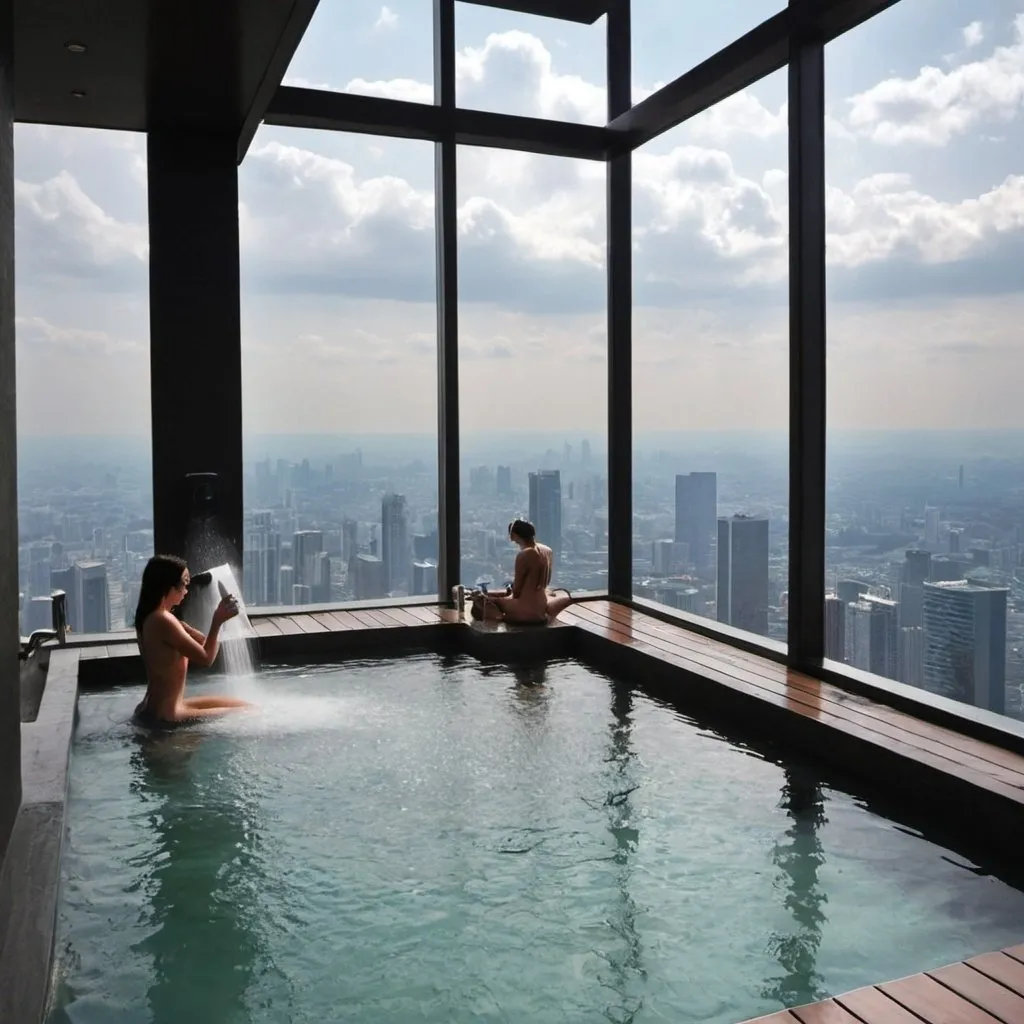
148,133,243,567
787,35,827,668
606,0,632,600
0,0,19,862
434,0,460,601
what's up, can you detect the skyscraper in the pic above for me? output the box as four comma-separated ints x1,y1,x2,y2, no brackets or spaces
824,595,845,661
74,561,109,634
382,493,409,592
898,626,924,686
675,472,717,570
355,554,388,600
717,514,769,636
846,594,897,679
412,561,438,597
899,549,931,628
922,581,1008,713
529,471,562,559
496,465,512,497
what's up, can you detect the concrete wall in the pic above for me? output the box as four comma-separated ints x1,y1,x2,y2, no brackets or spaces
0,0,20,867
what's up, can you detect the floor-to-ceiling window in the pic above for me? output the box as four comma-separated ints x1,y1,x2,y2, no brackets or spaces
239,127,437,607
824,0,1024,721
14,125,152,635
631,68,790,645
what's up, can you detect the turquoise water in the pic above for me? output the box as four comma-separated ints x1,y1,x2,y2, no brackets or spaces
51,655,1024,1024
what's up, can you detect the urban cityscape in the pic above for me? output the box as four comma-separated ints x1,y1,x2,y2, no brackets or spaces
15,431,1024,720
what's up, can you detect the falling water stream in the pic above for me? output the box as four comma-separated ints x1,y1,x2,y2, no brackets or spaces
182,563,257,679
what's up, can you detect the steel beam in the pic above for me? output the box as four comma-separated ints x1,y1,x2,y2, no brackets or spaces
434,0,460,602
606,0,631,600
237,0,321,163
786,36,827,669
459,0,606,24
267,87,611,160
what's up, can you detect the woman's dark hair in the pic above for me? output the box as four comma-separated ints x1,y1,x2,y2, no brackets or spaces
508,519,536,543
134,555,188,634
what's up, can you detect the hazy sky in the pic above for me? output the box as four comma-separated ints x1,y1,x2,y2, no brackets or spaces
13,0,1024,439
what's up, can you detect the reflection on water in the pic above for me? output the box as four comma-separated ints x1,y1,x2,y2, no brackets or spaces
761,766,829,1008
600,678,645,1024
128,730,287,1023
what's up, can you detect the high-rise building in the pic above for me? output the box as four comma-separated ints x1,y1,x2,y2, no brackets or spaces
675,472,717,570
824,595,845,661
496,465,512,497
529,471,562,559
342,519,359,561
924,506,940,548
279,565,295,604
899,548,932,629
355,554,388,601
717,514,769,636
846,596,897,679
293,530,323,587
412,561,438,597
382,493,409,592
922,581,1008,713
837,579,869,606
898,626,924,686
244,519,281,606
74,561,110,634
651,539,675,577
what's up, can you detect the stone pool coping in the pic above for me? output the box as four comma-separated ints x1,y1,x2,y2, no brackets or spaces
6,602,1024,1023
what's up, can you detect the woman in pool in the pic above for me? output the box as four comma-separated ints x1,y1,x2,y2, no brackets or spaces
471,520,574,624
133,554,251,728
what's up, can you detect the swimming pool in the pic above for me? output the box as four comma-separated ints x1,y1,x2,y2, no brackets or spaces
50,654,1024,1024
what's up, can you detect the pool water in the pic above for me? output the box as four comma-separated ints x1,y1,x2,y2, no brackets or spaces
51,655,1024,1024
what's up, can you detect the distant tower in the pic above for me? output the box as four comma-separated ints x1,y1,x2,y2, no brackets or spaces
846,595,897,679
958,464,964,490
923,581,1008,713
717,514,769,636
381,493,409,592
496,465,513,498
74,561,110,634
824,595,845,661
529,471,562,559
675,472,717,570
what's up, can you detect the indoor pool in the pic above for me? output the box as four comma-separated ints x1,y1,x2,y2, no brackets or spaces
50,654,1024,1024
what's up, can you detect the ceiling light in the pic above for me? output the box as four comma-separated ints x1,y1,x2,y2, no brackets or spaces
70,89,87,98
65,41,87,53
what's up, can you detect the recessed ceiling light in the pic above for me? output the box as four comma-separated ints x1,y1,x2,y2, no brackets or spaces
70,89,87,98
65,41,87,53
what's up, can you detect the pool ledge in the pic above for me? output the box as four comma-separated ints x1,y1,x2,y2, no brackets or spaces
743,941,1024,1023
0,647,80,1024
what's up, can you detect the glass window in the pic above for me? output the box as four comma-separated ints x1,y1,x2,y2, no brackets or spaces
285,0,433,104
632,0,783,102
632,68,789,644
239,128,437,608
455,2,606,124
15,125,152,636
457,145,607,595
825,2,1024,721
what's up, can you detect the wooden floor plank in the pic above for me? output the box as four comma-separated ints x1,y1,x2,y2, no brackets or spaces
288,613,328,633
594,602,1024,781
929,961,1024,1022
266,616,305,636
742,1013,801,1023
834,986,927,1023
402,604,440,624
790,1001,863,1024
347,610,386,629
881,974,1002,1023
362,608,404,627
966,953,1024,997
1002,945,1024,965
310,611,353,632
251,618,281,637
77,645,108,660
571,604,1024,793
384,607,427,627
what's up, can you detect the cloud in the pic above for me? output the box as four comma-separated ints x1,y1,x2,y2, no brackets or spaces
15,315,143,355
846,14,1024,145
374,5,398,31
963,21,985,48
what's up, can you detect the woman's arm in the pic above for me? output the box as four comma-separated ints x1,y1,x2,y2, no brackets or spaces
182,622,206,644
153,613,223,668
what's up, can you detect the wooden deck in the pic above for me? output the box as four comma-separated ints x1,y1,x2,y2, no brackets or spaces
743,943,1024,1024
249,602,461,637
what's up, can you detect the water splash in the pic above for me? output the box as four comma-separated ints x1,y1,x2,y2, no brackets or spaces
183,563,258,679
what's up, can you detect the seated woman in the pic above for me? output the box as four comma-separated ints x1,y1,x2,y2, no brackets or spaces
471,520,574,624
133,554,252,728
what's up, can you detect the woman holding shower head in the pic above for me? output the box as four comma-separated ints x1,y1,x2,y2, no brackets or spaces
132,555,251,728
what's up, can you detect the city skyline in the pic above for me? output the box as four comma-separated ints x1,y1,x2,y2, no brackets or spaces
13,2,1024,435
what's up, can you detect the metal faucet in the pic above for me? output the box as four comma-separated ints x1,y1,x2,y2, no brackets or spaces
19,590,68,660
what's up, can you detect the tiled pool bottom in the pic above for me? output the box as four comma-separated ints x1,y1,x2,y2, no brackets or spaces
51,655,1024,1024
